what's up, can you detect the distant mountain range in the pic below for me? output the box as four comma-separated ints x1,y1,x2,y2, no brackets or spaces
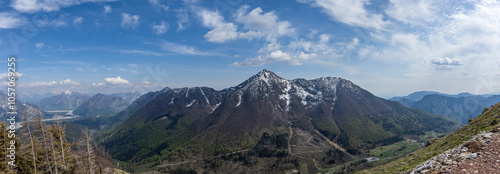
102,69,461,173
73,94,129,117
34,91,142,112
37,91,92,110
110,91,141,104
391,91,500,124
0,91,41,120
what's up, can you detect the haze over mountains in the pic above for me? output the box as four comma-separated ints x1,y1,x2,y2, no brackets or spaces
101,69,461,173
391,91,500,124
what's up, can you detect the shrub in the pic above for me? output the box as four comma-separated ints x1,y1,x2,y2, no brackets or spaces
464,141,482,153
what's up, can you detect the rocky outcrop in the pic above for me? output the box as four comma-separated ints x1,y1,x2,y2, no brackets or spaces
410,127,500,173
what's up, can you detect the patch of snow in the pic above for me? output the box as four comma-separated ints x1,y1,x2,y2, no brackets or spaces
260,71,270,85
236,92,242,107
186,99,196,107
169,97,174,105
64,90,72,95
185,88,189,98
279,81,291,111
293,84,322,106
332,86,337,110
199,87,210,104
211,102,221,113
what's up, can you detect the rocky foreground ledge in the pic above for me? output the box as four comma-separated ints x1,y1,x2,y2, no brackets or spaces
410,126,500,174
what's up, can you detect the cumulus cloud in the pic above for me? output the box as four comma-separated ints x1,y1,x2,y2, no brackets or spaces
59,79,80,85
92,82,105,87
299,0,389,30
11,0,116,13
235,6,295,41
103,5,112,14
196,9,238,43
0,12,24,29
104,76,130,85
121,13,140,29
431,57,462,66
152,21,169,34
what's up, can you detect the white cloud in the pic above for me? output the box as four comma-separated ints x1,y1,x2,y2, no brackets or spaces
59,79,80,85
176,9,189,32
22,78,80,88
0,72,23,80
299,0,389,30
148,0,169,11
235,6,295,41
431,57,462,66
104,76,130,85
386,0,438,25
103,5,112,14
231,21,355,67
119,49,164,56
73,16,83,26
35,14,67,27
11,0,117,13
121,13,140,29
196,9,238,43
160,41,211,56
26,81,57,87
152,21,169,34
92,82,105,87
35,43,44,50
231,50,301,67
0,12,24,29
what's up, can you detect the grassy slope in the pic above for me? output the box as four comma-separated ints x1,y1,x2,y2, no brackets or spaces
360,102,500,173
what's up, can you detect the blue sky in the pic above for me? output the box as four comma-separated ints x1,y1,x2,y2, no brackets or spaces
1,0,500,99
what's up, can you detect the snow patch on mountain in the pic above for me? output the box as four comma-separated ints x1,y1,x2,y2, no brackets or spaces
212,102,221,113
279,81,292,111
199,87,210,104
186,99,196,107
236,92,243,107
169,97,174,105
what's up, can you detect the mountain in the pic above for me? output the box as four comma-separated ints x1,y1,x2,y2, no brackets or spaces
18,91,56,103
110,91,142,104
390,91,447,102
102,70,461,173
392,92,500,124
365,100,500,173
107,87,170,123
0,91,42,120
38,91,92,110
73,94,129,117
411,94,485,124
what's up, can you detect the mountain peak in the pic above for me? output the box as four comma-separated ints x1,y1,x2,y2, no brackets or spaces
252,69,284,82
236,69,285,88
